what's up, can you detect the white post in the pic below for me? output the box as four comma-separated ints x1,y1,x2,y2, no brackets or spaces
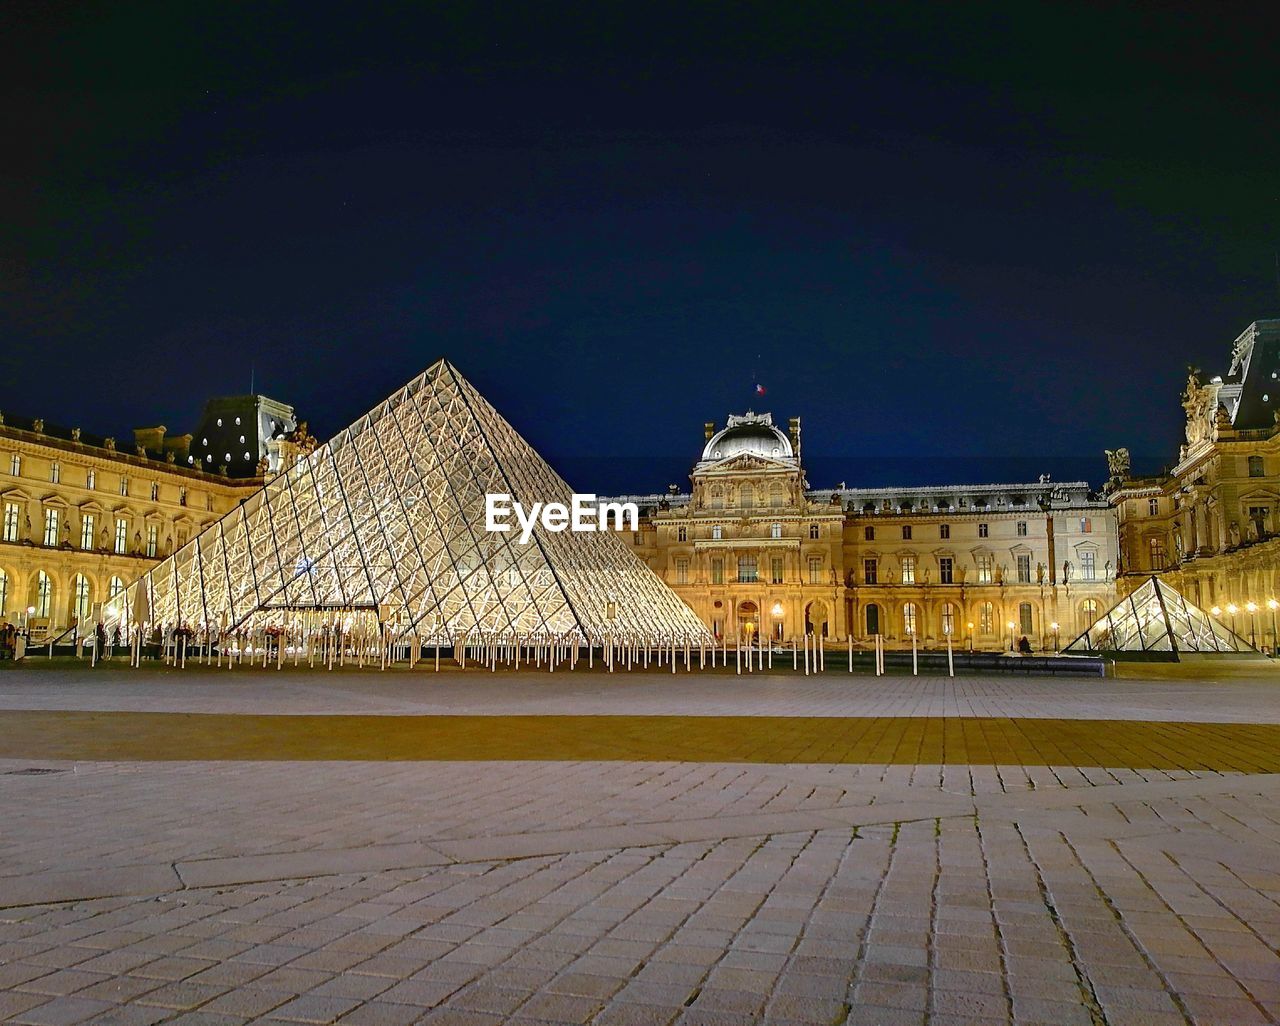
848,633,852,672
735,637,741,675
947,633,954,677
911,632,918,676
803,634,810,676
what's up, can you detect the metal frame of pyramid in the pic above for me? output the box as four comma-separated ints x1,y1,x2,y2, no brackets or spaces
1063,575,1254,656
102,360,711,646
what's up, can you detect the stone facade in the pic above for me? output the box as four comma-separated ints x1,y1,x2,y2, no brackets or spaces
0,413,263,640
1110,319,1280,650
610,412,1118,650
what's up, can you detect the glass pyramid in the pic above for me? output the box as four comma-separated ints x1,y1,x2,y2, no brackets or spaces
103,360,710,642
1064,575,1252,655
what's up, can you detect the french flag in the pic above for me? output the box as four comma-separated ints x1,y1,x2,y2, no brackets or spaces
755,384,766,396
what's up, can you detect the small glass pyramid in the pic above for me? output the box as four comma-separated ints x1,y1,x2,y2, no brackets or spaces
1064,576,1252,654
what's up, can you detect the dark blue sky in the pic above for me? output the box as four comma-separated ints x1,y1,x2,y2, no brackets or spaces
4,3,1279,492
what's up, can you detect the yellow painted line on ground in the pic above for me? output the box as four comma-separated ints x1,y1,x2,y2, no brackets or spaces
2,711,1280,770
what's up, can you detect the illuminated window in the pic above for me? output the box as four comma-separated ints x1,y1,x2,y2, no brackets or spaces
0,567,7,615
770,523,782,539
146,525,158,558
1081,598,1101,628
977,555,993,584
150,482,159,501
737,556,758,583
120,476,129,497
770,556,784,584
1080,550,1096,580
712,524,722,540
114,518,128,554
80,514,95,550
903,602,918,636
43,507,59,546
979,601,994,634
108,576,125,600
711,558,724,585
35,571,51,618
1149,536,1166,570
50,461,60,484
675,558,689,585
86,469,95,490
941,602,957,636
72,575,91,623
863,557,877,584
1148,497,1159,516
808,557,823,584
2,503,18,542
9,454,20,476
901,554,916,584
1016,554,1031,583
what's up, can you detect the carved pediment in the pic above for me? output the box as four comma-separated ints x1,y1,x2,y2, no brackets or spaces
700,453,794,474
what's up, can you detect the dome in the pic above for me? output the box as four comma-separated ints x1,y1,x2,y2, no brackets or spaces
702,412,793,461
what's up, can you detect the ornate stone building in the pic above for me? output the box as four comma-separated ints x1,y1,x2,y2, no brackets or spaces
0,398,308,641
1110,319,1280,649
613,412,1118,650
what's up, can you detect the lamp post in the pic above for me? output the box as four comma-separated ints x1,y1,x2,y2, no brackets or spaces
1051,621,1060,653
966,622,974,653
1268,599,1278,656
1007,620,1016,653
1246,601,1258,648
1227,603,1239,635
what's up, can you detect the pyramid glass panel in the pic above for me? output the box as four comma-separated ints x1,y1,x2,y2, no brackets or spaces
103,361,711,642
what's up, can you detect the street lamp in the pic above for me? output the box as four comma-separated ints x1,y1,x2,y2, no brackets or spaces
966,622,974,653
1268,599,1278,656
1227,603,1239,634
1007,620,1016,653
1246,601,1258,648
1050,621,1060,653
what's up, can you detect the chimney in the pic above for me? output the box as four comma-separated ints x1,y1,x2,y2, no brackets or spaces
704,421,716,441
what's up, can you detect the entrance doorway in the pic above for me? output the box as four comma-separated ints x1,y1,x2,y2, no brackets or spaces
805,599,829,637
737,601,759,643
865,603,880,636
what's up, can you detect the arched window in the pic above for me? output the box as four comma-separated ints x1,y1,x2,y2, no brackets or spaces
865,604,880,636
0,568,8,616
978,601,994,634
941,602,957,637
1081,598,1101,629
739,484,754,508
1019,602,1034,635
71,575,91,623
35,571,52,618
712,524,722,540
903,602,918,637
108,576,125,600
769,482,785,507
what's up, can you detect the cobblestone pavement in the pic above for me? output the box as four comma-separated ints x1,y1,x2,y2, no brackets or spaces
2,670,1279,1025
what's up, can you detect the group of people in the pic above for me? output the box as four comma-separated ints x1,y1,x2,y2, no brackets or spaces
0,621,19,660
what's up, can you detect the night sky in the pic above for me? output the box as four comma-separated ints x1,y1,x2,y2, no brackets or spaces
4,3,1280,493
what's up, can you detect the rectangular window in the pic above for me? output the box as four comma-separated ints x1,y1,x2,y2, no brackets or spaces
677,525,687,542
939,556,953,584
1249,455,1264,477
901,554,915,584
1248,505,1268,537
1148,497,1159,516
1080,517,1092,533
978,522,989,538
770,556,784,584
979,603,993,634
80,514,95,550
146,524,158,558
711,558,724,585
50,462,60,484
43,507,59,546
770,523,782,539
150,482,159,501
206,494,214,512
737,556,758,584
1019,602,1034,635
1080,550,1096,581
977,555,993,584
1016,554,1031,583
712,524,722,540
114,518,128,554
809,524,820,540
863,525,874,541
675,558,689,585
1016,520,1027,536
2,502,18,542
120,476,129,497
1149,536,1166,570
901,525,912,540
633,532,641,545
86,469,96,490
808,557,823,584
939,524,950,539
8,454,19,476
863,558,877,584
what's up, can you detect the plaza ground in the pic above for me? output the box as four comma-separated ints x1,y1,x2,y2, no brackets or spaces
1,669,1279,1025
